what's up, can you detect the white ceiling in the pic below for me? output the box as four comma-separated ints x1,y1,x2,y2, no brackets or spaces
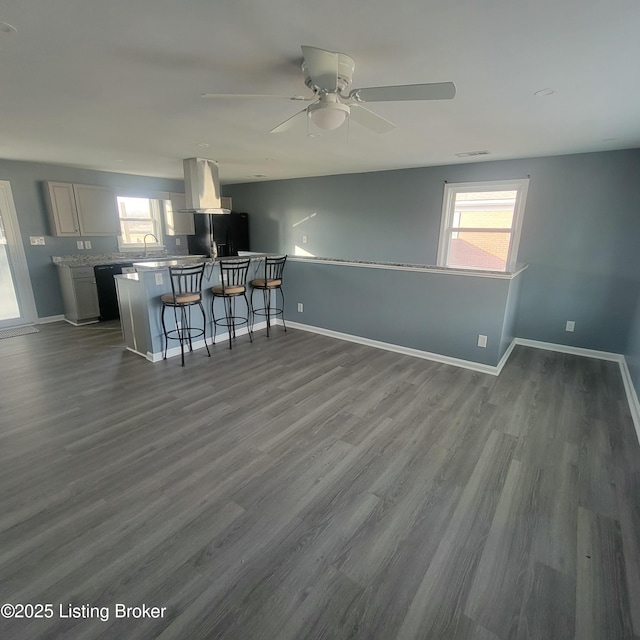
1,0,639,184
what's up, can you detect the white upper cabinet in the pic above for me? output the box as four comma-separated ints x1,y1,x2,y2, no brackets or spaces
44,181,119,237
45,182,80,236
73,184,120,235
164,192,195,236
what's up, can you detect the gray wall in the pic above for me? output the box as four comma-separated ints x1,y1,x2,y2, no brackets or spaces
0,159,185,318
226,149,640,358
626,295,640,399
283,260,518,367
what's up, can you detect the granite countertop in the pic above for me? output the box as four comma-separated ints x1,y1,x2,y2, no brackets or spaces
288,255,528,278
132,253,269,271
52,252,197,267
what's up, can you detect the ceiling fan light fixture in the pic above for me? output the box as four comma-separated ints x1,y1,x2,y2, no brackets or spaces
308,102,350,130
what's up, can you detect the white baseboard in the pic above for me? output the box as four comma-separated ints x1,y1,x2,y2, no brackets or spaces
282,323,640,445
513,337,623,362
514,338,639,445
496,339,517,375
147,320,268,363
37,315,65,324
620,358,640,445
284,320,502,376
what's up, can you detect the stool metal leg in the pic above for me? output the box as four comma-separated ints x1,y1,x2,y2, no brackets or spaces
161,305,168,360
279,286,287,332
175,305,185,367
243,292,253,343
199,301,211,357
264,288,270,337
225,296,233,349
211,297,218,346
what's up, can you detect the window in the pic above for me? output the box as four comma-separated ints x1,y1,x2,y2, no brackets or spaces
117,196,164,250
437,179,529,272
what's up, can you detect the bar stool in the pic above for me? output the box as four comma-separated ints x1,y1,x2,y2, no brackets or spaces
250,255,287,337
161,263,211,366
211,258,253,349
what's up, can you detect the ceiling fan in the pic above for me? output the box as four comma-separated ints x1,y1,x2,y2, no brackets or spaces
201,46,456,134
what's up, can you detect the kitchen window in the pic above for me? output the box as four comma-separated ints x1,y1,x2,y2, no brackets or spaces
436,179,529,272
116,196,164,250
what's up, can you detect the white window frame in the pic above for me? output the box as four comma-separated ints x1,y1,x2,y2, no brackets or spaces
116,191,168,252
436,178,529,272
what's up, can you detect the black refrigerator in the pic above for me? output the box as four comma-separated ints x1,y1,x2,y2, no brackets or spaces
187,212,250,257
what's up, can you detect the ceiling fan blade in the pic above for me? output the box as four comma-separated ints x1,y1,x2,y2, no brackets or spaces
349,104,396,134
301,45,339,92
269,107,309,134
350,82,456,103
201,93,312,101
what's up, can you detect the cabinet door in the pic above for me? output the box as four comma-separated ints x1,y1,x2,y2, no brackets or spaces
164,192,195,235
73,184,120,236
45,182,80,236
74,277,100,320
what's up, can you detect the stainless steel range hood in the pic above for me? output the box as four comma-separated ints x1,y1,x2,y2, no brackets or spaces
179,157,230,214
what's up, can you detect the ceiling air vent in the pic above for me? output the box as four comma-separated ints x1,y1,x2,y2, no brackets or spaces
455,150,491,158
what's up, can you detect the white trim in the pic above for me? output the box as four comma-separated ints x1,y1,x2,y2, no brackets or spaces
37,314,65,324
512,338,623,362
284,320,502,376
436,178,530,272
514,338,639,445
0,181,38,328
277,324,640,445
620,358,640,444
288,257,528,280
63,318,100,327
496,339,517,375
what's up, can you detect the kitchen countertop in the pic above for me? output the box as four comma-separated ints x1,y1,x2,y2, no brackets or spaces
288,255,528,279
132,254,270,271
51,252,201,267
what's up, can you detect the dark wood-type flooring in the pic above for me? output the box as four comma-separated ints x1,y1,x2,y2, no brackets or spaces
0,322,639,639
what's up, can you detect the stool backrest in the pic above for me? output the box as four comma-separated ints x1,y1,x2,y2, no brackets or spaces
219,258,251,292
168,263,206,298
264,255,287,282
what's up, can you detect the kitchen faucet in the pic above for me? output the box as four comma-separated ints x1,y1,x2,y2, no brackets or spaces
143,233,159,258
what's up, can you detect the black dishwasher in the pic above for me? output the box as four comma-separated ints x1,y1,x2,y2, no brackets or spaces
94,263,133,321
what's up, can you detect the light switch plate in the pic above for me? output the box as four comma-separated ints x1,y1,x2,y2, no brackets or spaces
477,334,488,348
566,320,575,332
84,240,92,249
175,238,181,246
76,240,84,249
155,273,163,286
29,236,45,245
302,235,308,244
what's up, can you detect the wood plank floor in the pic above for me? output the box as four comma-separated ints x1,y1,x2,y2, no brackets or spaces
0,321,639,640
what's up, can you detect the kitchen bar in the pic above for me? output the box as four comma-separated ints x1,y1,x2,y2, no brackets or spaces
115,253,271,361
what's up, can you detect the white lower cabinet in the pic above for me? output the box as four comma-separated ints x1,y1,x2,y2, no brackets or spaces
57,265,100,325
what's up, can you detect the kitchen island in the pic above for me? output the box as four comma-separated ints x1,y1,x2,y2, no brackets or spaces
115,254,270,361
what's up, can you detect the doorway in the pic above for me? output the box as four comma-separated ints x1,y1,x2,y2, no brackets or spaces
0,181,37,328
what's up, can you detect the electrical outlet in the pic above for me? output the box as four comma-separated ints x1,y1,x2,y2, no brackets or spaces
76,240,84,249
302,235,308,244
84,240,92,249
175,238,181,246
29,236,45,245
477,334,488,348
155,273,163,286
566,320,575,332
297,302,304,312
